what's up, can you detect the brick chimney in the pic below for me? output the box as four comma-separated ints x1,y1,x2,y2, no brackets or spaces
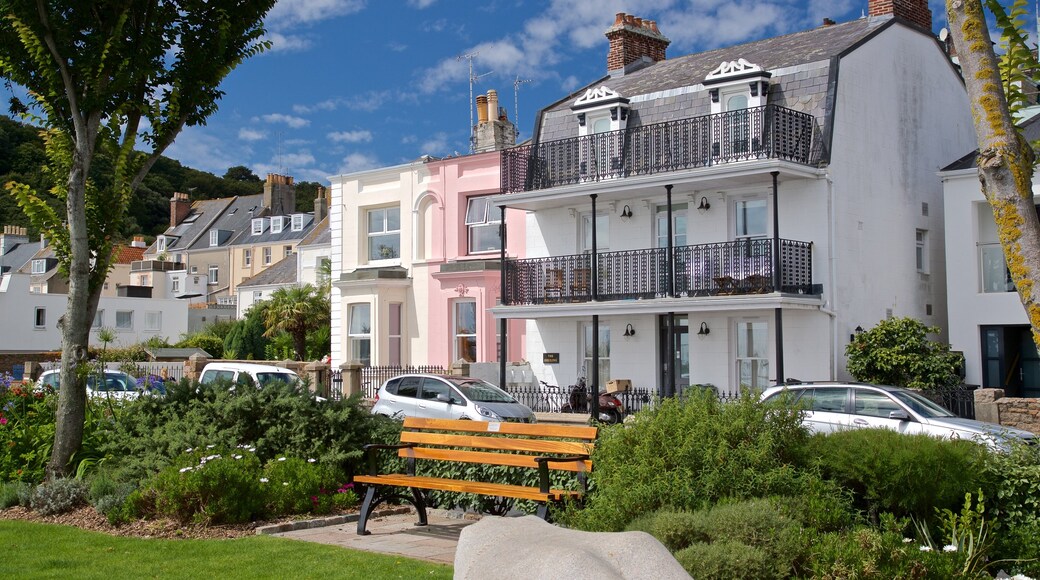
314,186,328,223
868,0,932,31
170,192,191,227
264,173,296,216
473,89,518,153
131,235,147,249
0,225,28,257
605,13,670,73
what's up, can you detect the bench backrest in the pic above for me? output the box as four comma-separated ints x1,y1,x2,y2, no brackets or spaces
398,417,596,473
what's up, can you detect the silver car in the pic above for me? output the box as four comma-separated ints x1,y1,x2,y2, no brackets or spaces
371,374,536,423
761,382,1036,452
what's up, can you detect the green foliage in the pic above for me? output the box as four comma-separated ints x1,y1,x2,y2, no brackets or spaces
845,317,963,389
30,477,89,515
144,449,265,524
625,510,704,551
561,390,810,532
806,516,929,580
95,379,378,486
0,385,57,483
261,285,330,361
914,490,994,578
223,314,269,360
175,333,224,359
977,440,1040,571
261,456,345,516
0,480,31,508
809,429,985,522
988,0,1040,119
674,540,772,580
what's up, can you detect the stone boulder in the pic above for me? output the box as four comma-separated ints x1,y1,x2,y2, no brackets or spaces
454,515,690,579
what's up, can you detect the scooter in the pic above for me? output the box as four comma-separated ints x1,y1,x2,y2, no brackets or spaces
562,377,624,424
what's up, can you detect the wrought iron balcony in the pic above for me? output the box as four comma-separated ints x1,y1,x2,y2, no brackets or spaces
501,104,817,193
502,238,816,305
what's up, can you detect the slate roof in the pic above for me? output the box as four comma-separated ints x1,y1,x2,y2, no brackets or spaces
545,17,894,115
0,237,41,274
185,194,266,251
941,113,1040,171
230,212,316,246
154,197,235,253
298,216,330,247
238,253,299,288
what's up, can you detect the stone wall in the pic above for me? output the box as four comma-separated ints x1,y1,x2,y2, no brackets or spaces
0,352,61,381
974,388,1040,435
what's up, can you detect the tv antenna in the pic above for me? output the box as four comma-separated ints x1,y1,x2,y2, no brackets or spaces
457,50,492,152
513,76,533,140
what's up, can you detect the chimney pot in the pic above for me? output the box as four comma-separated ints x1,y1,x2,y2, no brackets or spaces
476,94,489,124
605,12,671,73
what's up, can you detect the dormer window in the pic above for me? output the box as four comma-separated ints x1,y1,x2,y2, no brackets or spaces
570,86,631,180
703,58,771,158
291,214,305,232
252,218,265,235
271,216,288,234
31,259,46,274
156,236,167,252
209,230,219,247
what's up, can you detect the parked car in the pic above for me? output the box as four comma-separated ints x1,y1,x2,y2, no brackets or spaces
198,362,301,389
37,368,148,401
761,382,1036,451
371,374,536,423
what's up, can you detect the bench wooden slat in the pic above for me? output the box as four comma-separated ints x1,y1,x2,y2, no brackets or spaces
397,447,592,472
403,417,597,441
353,474,583,502
400,431,594,456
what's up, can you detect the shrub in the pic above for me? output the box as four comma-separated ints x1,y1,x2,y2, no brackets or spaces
809,429,984,523
30,478,88,515
769,475,859,533
625,510,706,551
561,390,810,532
0,481,31,508
145,449,265,524
0,387,57,484
844,317,962,389
674,540,772,580
262,456,345,516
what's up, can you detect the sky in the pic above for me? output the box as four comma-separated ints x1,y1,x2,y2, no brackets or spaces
2,0,1030,184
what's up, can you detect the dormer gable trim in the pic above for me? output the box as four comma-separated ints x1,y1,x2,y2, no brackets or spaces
570,85,631,112
703,58,772,86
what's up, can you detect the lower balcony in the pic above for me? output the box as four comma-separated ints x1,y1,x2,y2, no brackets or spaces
503,239,816,305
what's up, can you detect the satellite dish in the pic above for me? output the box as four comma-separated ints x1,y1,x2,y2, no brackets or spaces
939,28,948,42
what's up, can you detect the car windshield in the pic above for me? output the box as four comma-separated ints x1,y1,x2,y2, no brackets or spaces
451,379,516,403
256,372,297,387
88,373,136,392
889,389,956,418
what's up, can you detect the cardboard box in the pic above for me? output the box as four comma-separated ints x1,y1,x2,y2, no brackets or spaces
606,379,631,393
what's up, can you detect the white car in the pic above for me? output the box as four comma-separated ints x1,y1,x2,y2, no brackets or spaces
37,368,145,401
761,382,1036,451
198,362,301,388
371,374,536,423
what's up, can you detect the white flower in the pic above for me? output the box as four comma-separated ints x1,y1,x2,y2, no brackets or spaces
260,478,269,483
199,457,207,464
277,457,286,462
283,482,289,486
210,454,220,460
307,458,316,463
902,538,913,543
248,447,256,452
206,444,215,449
234,455,242,460
179,467,192,473
1011,575,1035,580
943,544,957,553
185,448,193,453
919,546,932,552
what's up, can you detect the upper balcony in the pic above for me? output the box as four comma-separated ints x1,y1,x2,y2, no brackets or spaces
501,105,817,194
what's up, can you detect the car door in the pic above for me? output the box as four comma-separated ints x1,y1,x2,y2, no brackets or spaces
416,378,466,419
799,387,851,434
848,388,926,435
388,375,421,418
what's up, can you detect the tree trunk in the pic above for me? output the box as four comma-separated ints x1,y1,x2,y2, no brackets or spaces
293,332,307,362
947,0,1040,346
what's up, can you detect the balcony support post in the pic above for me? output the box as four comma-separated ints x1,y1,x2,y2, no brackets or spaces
771,170,785,384
666,312,676,398
499,205,507,390
666,184,674,298
591,314,600,420
591,193,599,301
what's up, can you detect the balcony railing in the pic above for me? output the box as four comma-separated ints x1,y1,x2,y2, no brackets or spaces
502,239,815,305
501,104,817,193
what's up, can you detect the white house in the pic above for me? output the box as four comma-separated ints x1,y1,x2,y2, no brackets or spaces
940,112,1040,397
490,5,976,394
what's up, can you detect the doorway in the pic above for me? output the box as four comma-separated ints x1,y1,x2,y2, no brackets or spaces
981,325,1040,397
658,315,689,394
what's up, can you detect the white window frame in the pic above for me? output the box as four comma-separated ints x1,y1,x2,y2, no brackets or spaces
252,218,265,235
581,212,609,252
208,265,219,284
172,278,180,293
655,203,688,248
291,214,305,232
367,207,401,262
31,259,46,274
389,302,402,366
263,246,272,265
115,310,134,330
453,299,477,363
916,229,929,274
34,307,46,329
734,319,769,391
733,196,769,240
144,311,161,332
581,322,610,389
189,265,198,274
209,230,219,247
348,303,372,366
271,216,285,234
243,248,252,267
465,197,502,254
156,236,167,252
284,245,293,258
253,290,263,301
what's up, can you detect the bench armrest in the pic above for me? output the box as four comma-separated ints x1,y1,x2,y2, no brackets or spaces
363,443,416,476
534,455,590,494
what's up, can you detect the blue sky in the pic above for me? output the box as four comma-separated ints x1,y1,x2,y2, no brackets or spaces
1,1,1020,184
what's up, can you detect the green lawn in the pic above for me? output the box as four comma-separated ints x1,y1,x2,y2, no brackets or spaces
0,521,453,579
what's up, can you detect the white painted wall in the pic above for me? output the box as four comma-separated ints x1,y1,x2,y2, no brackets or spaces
0,272,189,352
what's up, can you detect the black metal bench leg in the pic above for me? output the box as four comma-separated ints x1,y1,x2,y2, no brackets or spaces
356,485,378,536
536,502,549,521
411,488,428,527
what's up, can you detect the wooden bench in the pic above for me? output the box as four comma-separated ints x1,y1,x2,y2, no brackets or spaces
353,417,597,535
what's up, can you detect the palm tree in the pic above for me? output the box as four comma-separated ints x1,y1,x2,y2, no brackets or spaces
261,284,330,361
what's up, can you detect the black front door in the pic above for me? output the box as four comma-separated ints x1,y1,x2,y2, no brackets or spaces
981,325,1040,397
659,315,689,394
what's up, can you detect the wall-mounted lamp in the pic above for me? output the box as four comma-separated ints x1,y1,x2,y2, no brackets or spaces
620,205,633,220
849,325,865,342
623,323,636,337
697,322,710,336
697,196,711,213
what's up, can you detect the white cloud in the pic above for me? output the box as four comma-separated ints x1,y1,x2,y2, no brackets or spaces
279,151,317,167
408,0,437,8
239,128,266,141
266,0,367,30
328,130,373,143
260,113,310,128
166,128,247,176
292,91,392,115
338,152,381,173
419,133,450,156
401,135,417,144
264,32,313,53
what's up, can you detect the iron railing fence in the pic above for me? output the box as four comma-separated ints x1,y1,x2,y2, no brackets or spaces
506,384,745,418
921,384,978,420
503,238,815,305
329,365,449,401
501,105,817,193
